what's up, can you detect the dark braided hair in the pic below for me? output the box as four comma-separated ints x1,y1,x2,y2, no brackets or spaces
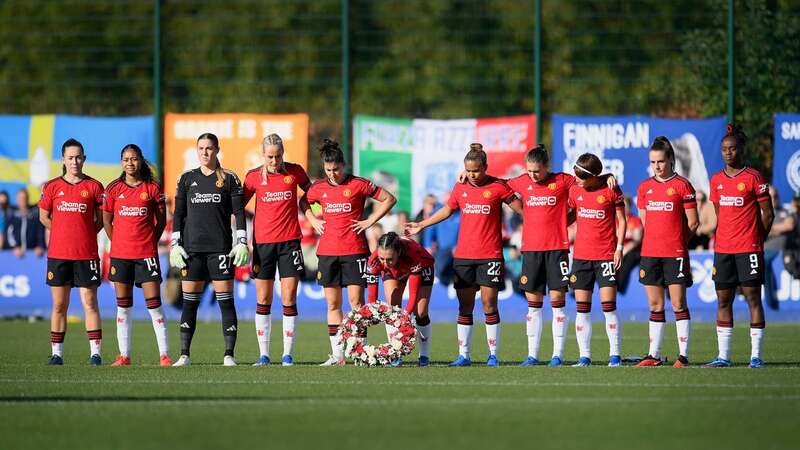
464,143,487,167
724,123,747,148
377,232,404,257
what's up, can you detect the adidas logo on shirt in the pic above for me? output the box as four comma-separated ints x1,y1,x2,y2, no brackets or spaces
180,322,191,329
226,325,237,332
491,277,499,282
151,271,159,276
118,193,125,199
527,185,533,190
646,189,653,194
717,184,723,190
750,268,758,275
191,181,198,187
57,191,65,197
577,195,583,201
462,192,468,197
322,193,328,198
91,276,98,281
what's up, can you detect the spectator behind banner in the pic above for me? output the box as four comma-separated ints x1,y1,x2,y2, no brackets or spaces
421,193,460,286
690,190,716,250
763,187,796,310
617,196,643,294
415,194,439,245
0,190,9,249
6,188,46,258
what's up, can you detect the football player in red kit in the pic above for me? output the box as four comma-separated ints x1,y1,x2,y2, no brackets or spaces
301,139,396,366
635,137,699,368
103,144,171,366
366,232,435,366
39,139,105,365
243,134,312,367
406,143,522,367
705,125,773,368
568,153,626,367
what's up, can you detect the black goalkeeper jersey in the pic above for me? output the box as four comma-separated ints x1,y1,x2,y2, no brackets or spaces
173,168,245,253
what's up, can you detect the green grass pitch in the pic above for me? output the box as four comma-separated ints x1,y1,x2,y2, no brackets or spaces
1,320,798,450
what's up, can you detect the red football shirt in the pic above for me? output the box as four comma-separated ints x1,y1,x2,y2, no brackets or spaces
103,179,165,259
637,175,696,257
447,177,516,260
568,184,624,260
39,176,104,260
508,172,574,251
243,163,311,244
367,237,434,281
709,167,770,254
305,175,382,256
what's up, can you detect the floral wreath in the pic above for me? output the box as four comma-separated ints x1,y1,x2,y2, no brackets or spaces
340,302,416,366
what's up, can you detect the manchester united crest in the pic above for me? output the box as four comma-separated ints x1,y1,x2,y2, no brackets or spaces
570,274,577,283
343,189,352,198
548,183,557,191
111,266,117,276
482,190,492,199
520,275,528,284
317,271,323,280
596,195,606,204
139,192,150,201
284,176,294,185
47,271,54,281
253,265,260,274
80,190,89,198
666,187,676,196
181,269,188,277
737,182,746,191
215,179,225,188
639,269,646,278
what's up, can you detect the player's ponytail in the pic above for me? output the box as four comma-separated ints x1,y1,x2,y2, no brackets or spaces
525,144,549,165
649,136,676,171
318,138,345,165
61,138,84,175
464,143,487,167
119,144,155,183
725,123,747,149
377,231,404,257
574,153,603,181
197,132,224,186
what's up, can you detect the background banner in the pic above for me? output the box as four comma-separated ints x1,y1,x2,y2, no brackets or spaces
163,113,309,203
2,251,798,322
551,115,727,202
354,114,536,214
773,113,800,202
0,114,154,204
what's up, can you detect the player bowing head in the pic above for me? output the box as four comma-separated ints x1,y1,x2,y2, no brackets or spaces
635,136,698,368
406,143,523,367
40,138,105,365
705,125,773,368
243,133,312,367
169,133,249,367
366,231,436,366
300,139,397,366
103,144,170,367
567,153,626,367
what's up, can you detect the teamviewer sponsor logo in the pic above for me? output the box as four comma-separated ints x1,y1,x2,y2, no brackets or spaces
324,203,352,213
463,203,491,214
118,205,148,217
261,191,293,202
526,196,557,207
646,200,674,212
719,195,744,207
56,201,87,213
190,193,222,204
577,207,605,219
